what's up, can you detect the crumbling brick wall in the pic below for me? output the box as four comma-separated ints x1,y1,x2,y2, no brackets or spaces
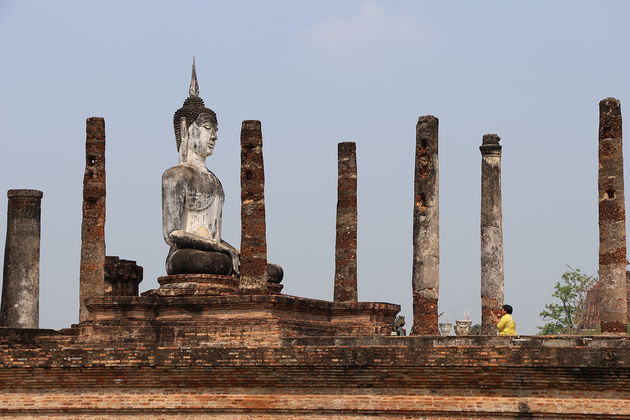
1,333,629,418
104,256,143,296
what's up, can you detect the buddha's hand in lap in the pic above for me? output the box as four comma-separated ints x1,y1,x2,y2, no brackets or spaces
223,243,240,276
168,229,214,251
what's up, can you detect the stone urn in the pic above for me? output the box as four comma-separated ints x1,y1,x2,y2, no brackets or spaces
438,322,452,336
455,320,472,335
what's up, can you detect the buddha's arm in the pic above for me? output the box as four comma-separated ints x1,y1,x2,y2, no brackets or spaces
162,171,185,247
167,229,227,252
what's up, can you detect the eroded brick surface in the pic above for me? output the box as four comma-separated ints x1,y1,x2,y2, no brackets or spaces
104,256,143,296
240,120,268,293
334,142,358,302
1,333,630,418
598,98,628,334
411,116,440,335
411,294,438,334
80,118,107,322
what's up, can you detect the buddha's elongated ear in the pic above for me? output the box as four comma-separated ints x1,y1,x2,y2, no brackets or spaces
178,116,189,164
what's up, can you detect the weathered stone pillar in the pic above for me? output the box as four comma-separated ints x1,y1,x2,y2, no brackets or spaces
480,134,504,335
79,117,107,322
598,97,628,334
411,115,439,335
239,120,268,293
0,189,43,328
334,142,358,302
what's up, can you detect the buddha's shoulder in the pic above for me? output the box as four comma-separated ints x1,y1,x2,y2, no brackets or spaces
163,164,201,180
162,164,220,184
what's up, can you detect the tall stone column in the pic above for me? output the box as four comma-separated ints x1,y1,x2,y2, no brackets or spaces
239,120,268,293
79,117,107,322
334,142,358,302
0,189,43,328
598,97,628,334
479,134,504,335
411,115,439,335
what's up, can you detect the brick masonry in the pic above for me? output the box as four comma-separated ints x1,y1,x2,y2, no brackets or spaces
1,332,630,418
334,142,358,302
104,256,143,296
80,117,108,322
412,115,440,335
598,97,628,334
240,120,268,293
77,293,399,346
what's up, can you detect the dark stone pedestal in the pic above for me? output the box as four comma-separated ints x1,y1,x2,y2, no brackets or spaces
146,273,283,296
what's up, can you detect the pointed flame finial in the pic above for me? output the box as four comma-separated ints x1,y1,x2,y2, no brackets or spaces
189,55,199,97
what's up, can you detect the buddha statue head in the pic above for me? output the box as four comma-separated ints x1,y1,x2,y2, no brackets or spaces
173,57,218,153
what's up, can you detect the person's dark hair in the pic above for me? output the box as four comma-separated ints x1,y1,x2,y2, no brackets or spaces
502,304,513,314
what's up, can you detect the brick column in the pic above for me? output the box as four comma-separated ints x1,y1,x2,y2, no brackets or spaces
0,189,43,328
79,117,108,322
334,142,358,302
479,134,504,335
105,256,143,297
598,97,628,334
411,115,439,335
239,120,268,293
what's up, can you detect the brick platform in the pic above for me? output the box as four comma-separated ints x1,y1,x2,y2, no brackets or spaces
1,332,629,418
78,292,399,346
1,277,629,418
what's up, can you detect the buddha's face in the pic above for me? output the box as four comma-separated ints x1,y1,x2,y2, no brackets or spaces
189,117,218,158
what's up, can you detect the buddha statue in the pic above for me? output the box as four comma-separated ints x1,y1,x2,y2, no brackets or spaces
162,60,282,283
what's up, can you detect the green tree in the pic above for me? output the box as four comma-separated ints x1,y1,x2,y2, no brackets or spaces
537,267,597,335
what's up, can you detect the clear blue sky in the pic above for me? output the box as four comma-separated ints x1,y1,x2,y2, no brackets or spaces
1,1,629,333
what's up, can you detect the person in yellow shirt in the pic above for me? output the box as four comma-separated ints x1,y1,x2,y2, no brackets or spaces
494,304,517,335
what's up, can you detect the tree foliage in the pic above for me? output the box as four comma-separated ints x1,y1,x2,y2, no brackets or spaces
537,267,597,335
